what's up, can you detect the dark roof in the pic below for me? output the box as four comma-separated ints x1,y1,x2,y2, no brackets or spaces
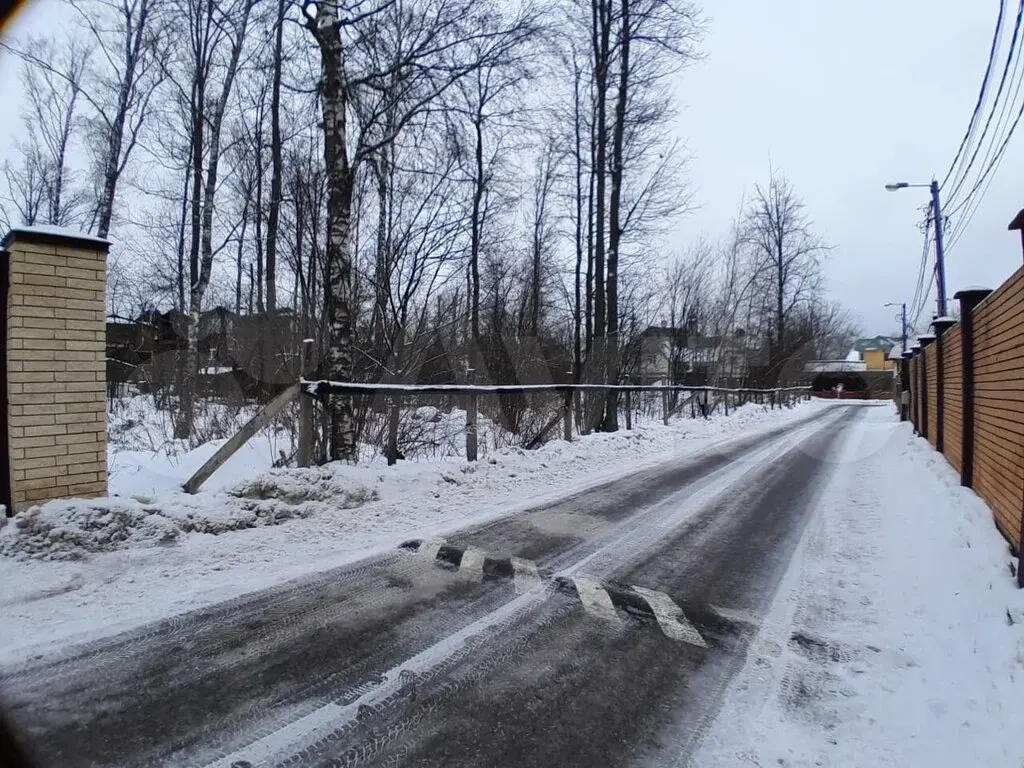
853,336,898,353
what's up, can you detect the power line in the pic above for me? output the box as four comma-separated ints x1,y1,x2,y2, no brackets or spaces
942,0,1009,190
908,215,933,324
945,96,1024,252
946,0,1024,207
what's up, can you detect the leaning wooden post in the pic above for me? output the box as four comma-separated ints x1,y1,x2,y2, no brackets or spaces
184,384,301,493
953,287,993,489
297,339,315,468
562,387,573,442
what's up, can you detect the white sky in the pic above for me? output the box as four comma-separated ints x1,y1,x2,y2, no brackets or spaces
3,0,1023,337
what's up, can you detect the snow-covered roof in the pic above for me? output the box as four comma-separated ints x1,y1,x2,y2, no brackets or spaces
844,349,862,362
805,360,868,373
888,344,904,359
932,316,957,324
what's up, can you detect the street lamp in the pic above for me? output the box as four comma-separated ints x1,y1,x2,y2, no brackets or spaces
885,179,948,318
884,301,907,354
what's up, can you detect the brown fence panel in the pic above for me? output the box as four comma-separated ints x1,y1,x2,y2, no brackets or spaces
913,356,921,430
925,343,938,447
942,326,963,474
972,265,1024,551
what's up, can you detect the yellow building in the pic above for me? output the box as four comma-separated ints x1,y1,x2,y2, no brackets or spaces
862,347,894,371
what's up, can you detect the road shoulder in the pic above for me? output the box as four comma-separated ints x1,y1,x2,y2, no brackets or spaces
690,406,1024,768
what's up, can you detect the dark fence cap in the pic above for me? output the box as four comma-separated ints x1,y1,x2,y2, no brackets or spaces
1,225,111,253
953,286,993,300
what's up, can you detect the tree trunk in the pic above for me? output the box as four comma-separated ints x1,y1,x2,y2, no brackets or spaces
175,70,205,441
265,0,285,316
315,1,358,462
572,62,584,386
466,115,486,462
603,0,629,433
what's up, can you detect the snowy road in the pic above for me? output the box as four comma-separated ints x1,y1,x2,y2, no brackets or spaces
1,404,862,767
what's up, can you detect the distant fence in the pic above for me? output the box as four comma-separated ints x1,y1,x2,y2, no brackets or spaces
905,265,1024,585
302,380,812,465
182,380,811,494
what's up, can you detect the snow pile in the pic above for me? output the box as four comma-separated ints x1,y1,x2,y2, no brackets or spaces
0,475,379,561
694,407,1024,768
0,500,181,560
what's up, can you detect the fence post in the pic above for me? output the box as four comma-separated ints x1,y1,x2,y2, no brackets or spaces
918,333,936,441
466,393,478,461
562,387,573,442
931,317,957,453
625,388,633,430
953,287,993,489
724,390,730,416
386,395,401,466
297,339,315,468
899,349,913,421
662,390,669,425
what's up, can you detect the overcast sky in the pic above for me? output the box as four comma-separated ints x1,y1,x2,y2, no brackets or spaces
2,0,1022,338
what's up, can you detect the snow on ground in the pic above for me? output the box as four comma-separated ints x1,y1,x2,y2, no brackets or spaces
0,398,830,662
694,405,1024,768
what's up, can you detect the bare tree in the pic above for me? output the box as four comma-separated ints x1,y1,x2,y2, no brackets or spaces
303,0,538,462
2,35,91,227
170,0,254,439
743,173,830,381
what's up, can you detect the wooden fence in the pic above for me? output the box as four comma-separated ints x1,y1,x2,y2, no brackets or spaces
906,265,1024,586
182,381,811,494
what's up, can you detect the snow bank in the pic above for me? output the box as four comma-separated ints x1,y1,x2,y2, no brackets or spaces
693,406,1024,767
0,475,378,561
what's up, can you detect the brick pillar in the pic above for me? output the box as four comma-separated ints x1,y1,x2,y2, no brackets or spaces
953,287,993,490
2,227,109,512
918,333,936,442
931,317,957,454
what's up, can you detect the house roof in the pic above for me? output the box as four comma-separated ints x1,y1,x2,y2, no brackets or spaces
853,336,898,353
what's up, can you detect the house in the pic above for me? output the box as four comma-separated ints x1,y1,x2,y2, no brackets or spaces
629,326,757,385
851,336,898,371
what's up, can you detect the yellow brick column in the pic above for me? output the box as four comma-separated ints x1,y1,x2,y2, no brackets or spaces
2,227,108,511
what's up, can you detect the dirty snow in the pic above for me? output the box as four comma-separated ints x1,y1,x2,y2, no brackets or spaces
0,398,827,661
693,406,1024,768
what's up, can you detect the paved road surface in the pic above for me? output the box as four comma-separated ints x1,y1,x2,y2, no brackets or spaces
0,403,862,767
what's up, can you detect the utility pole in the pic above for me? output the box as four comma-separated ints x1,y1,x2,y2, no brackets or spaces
885,301,909,422
930,180,948,318
885,179,949,318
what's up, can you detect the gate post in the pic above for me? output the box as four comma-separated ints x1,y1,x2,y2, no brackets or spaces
900,349,913,422
953,287,993,489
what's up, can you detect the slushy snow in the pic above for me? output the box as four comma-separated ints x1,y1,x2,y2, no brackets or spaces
693,406,1024,768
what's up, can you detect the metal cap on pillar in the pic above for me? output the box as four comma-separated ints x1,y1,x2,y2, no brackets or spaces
918,333,936,349
931,317,957,336
1009,210,1024,262
953,286,994,311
